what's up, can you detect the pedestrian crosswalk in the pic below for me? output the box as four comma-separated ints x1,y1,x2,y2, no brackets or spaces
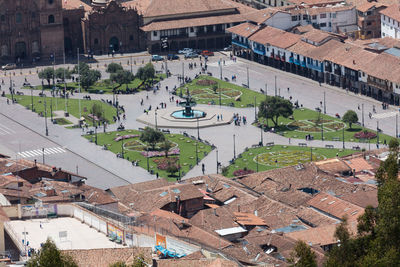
17,147,67,158
372,111,398,119
0,123,16,136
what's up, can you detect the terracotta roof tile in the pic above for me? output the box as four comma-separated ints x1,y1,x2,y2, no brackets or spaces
226,22,260,38
315,158,352,174
380,4,400,21
233,212,267,226
344,157,374,173
340,189,378,208
248,26,301,49
357,2,387,12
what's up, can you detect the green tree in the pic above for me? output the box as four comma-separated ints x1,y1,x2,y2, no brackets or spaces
38,67,55,86
72,62,90,74
139,127,165,150
27,238,78,267
81,69,101,90
110,70,134,90
136,63,155,87
55,68,71,81
258,96,293,127
342,110,358,129
160,140,173,158
106,63,124,73
166,162,179,177
288,240,317,267
91,102,103,121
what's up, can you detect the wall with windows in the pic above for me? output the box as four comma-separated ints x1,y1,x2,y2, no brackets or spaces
381,14,400,39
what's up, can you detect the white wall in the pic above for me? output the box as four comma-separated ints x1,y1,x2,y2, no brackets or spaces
264,12,293,30
381,14,400,39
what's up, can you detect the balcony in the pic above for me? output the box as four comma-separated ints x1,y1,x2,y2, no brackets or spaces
253,46,265,55
232,38,249,49
307,62,322,72
367,76,392,92
160,33,188,39
197,30,225,37
334,67,341,76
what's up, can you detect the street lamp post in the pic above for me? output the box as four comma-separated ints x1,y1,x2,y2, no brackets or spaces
323,91,326,114
155,110,158,130
246,67,249,88
310,146,313,161
254,96,257,122
130,55,133,73
197,117,200,140
377,121,380,148
95,122,98,145
216,149,219,174
196,141,199,165
77,48,82,123
396,114,398,138
220,61,222,80
233,134,236,159
256,153,259,172
362,103,364,127
44,97,48,136
30,86,34,111
342,126,345,149
146,149,150,172
121,138,124,159
274,75,277,96
260,126,263,146
50,97,53,122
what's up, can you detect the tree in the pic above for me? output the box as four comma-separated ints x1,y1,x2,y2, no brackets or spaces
139,127,165,150
27,238,78,267
136,63,155,87
258,96,293,127
106,63,124,73
288,240,317,267
55,68,71,81
110,70,134,90
72,62,90,74
38,67,54,86
166,163,179,177
81,69,101,90
160,140,173,158
91,102,104,122
342,110,358,129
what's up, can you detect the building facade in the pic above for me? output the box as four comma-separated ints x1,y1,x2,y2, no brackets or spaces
356,2,387,39
380,4,400,39
0,0,64,63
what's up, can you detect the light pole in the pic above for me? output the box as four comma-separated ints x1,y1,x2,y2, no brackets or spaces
121,138,124,159
77,48,81,123
254,96,257,122
233,134,236,159
216,149,219,174
265,83,267,96
50,97,53,122
181,62,184,86
130,55,133,73
396,114,398,138
246,66,249,88
155,110,158,130
146,149,150,172
197,117,200,140
362,103,364,127
256,153,259,172
260,126,263,146
30,86,34,111
274,75,277,96
63,51,68,115
377,121,380,148
220,61,222,80
310,146,313,161
195,141,199,165
42,148,45,164
44,97,48,136
342,126,345,149
323,91,326,114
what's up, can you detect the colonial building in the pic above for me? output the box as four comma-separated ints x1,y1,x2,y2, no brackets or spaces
356,2,387,39
380,4,400,39
0,0,64,63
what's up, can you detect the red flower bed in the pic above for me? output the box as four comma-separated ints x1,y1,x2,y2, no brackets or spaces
196,79,217,86
153,157,179,170
233,169,255,176
354,130,377,139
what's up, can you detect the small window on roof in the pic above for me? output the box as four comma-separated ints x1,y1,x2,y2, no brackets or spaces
223,184,231,188
172,188,181,194
159,191,167,197
328,201,335,205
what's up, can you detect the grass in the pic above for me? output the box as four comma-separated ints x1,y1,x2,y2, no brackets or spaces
8,95,117,126
224,145,355,177
256,108,394,143
54,118,72,125
176,75,266,108
29,74,167,94
84,130,213,180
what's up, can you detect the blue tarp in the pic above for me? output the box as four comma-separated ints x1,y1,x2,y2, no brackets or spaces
155,245,186,258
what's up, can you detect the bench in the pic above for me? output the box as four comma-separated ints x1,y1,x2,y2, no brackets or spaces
352,146,361,150
265,142,274,147
162,129,170,134
298,143,307,147
242,83,249,88
138,127,145,131
332,137,340,141
251,144,260,148
325,145,334,149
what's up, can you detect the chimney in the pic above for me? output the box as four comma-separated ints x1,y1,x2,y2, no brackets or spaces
237,204,240,212
34,159,37,166
213,208,217,216
353,60,356,65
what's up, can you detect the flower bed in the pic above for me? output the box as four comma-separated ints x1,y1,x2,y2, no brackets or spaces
354,130,377,139
114,134,139,141
233,169,255,176
141,148,180,158
196,79,217,86
153,157,179,170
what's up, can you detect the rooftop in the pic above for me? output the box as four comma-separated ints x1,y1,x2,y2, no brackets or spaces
380,4,400,22
6,217,124,251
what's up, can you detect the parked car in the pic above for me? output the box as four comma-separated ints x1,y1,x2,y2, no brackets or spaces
151,55,164,61
201,50,214,56
167,54,179,60
1,63,16,70
184,52,199,58
178,48,193,54
223,45,232,51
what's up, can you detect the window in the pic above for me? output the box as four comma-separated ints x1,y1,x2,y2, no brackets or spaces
63,18,69,26
48,0,54,4
153,31,157,36
32,12,36,18
332,13,336,18
320,22,327,27
312,15,317,20
0,15,4,22
280,1,283,5
291,16,297,21
320,13,326,19
129,35,133,41
329,22,331,27
190,27,194,32
303,14,308,20
48,14,55,24
16,13,22,23
389,18,391,23
367,21,371,26
94,38,98,45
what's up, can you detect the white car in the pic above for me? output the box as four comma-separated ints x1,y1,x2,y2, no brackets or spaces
1,63,16,70
178,48,193,54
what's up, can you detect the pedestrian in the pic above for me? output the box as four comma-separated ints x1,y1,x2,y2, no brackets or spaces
217,115,220,121
289,138,291,144
202,163,205,175
220,114,223,120
156,173,159,179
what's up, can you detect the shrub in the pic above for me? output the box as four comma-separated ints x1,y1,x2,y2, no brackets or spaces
153,157,178,170
354,130,377,139
233,168,255,176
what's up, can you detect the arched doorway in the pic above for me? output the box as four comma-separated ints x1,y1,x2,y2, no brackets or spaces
64,37,72,54
109,36,119,52
15,42,26,59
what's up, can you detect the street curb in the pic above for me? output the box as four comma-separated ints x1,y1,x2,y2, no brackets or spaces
0,110,134,187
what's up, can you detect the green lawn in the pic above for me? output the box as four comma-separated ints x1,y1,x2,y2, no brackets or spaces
29,74,166,94
176,76,266,108
224,145,355,177
8,95,117,126
256,108,393,144
84,130,213,180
